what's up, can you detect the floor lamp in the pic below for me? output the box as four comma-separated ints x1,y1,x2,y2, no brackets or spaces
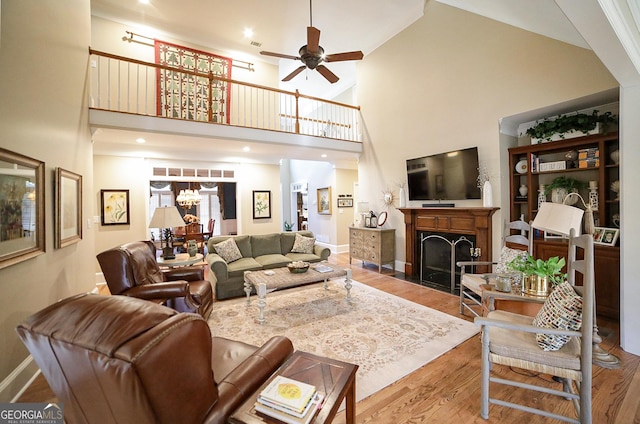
149,206,186,260
532,202,621,368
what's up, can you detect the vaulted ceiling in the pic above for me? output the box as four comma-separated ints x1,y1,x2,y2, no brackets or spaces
90,0,640,165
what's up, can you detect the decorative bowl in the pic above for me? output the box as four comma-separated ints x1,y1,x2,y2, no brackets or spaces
287,261,310,273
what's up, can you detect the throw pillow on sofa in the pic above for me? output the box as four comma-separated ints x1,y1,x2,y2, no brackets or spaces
291,233,315,254
214,238,242,263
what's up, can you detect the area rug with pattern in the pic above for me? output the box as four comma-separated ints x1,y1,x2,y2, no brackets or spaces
207,279,479,402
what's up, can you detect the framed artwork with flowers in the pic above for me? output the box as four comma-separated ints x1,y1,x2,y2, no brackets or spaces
253,190,271,219
100,189,130,225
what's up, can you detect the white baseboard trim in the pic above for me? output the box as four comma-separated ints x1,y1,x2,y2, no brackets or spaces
0,355,40,403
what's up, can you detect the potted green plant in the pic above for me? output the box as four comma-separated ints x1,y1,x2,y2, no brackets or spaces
507,254,567,296
544,176,586,204
526,110,617,143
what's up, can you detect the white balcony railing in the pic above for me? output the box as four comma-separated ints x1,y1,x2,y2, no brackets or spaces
89,49,362,142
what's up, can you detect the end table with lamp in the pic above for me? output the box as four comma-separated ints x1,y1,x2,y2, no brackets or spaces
149,206,186,260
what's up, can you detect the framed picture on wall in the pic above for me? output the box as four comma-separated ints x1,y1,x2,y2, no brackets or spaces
100,189,130,225
56,168,82,248
317,187,332,215
337,197,353,208
253,190,271,219
0,148,45,270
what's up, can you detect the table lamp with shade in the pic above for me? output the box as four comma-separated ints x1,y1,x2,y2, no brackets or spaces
149,206,186,260
531,202,621,368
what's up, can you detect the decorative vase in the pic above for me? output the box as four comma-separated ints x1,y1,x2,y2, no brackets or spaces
588,181,599,211
610,149,619,165
537,185,546,209
187,240,198,257
519,185,528,197
398,185,406,208
551,188,578,204
482,180,493,207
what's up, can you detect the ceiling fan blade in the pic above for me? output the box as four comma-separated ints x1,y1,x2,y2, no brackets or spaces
324,51,364,62
282,66,306,82
260,51,300,61
307,26,321,53
316,65,339,84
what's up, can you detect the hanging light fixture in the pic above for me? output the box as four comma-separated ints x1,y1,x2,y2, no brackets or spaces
177,183,202,210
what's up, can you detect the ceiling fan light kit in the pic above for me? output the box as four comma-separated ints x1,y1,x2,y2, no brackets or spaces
260,0,363,83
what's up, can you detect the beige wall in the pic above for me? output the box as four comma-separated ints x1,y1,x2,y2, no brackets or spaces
334,168,359,248
93,155,150,267
236,163,282,235
0,0,94,401
356,2,618,264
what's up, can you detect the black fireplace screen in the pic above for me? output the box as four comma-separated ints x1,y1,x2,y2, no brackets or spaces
419,231,476,293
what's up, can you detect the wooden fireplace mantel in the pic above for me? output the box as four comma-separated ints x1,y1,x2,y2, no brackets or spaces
399,207,499,277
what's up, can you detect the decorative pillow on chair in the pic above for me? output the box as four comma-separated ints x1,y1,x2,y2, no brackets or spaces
213,238,242,263
532,281,583,351
291,233,315,254
495,246,528,273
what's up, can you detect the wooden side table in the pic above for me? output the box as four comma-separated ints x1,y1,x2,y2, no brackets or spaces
230,351,358,424
480,283,546,317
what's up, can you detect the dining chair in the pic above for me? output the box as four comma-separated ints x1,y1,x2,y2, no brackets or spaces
474,229,593,423
457,219,533,317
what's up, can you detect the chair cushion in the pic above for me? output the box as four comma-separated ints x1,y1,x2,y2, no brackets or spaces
532,281,583,351
486,310,581,370
214,238,242,263
290,233,315,254
495,246,527,274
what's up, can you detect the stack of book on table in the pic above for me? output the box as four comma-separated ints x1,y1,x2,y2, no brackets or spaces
255,375,323,424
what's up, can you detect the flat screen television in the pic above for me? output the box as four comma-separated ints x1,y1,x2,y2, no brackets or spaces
406,147,481,201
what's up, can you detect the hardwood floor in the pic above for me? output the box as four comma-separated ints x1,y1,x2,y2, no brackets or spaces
18,253,640,423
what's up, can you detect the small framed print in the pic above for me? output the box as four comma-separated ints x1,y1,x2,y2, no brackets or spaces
253,190,271,219
56,168,82,248
100,189,130,225
337,197,353,208
317,187,332,215
593,227,619,246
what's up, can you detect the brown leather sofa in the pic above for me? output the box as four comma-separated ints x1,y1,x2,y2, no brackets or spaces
16,293,294,424
97,240,213,318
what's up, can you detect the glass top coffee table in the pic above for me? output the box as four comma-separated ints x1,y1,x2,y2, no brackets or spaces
244,264,353,324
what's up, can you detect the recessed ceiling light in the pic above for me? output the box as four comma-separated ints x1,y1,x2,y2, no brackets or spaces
136,138,146,144
321,154,327,158
138,0,150,4
243,146,250,152
243,28,254,38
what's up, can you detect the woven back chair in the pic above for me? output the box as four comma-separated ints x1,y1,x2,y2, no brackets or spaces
474,230,594,423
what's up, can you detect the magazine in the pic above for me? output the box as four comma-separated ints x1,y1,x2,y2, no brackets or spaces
258,375,317,414
255,393,323,424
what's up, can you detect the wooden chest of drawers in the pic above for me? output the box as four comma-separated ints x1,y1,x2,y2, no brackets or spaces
349,226,395,272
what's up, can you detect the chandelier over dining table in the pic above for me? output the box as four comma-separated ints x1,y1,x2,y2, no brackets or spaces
177,185,202,209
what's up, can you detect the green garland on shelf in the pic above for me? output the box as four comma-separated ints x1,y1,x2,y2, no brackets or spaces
526,110,617,142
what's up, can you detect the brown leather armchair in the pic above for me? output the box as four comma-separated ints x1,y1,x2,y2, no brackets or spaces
97,240,213,318
16,293,294,424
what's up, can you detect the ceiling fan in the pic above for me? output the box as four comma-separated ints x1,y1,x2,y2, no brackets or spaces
260,0,364,84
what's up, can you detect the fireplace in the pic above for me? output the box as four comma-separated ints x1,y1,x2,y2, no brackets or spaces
419,231,476,292
400,207,498,293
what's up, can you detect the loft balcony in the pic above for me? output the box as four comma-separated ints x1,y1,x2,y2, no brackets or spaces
88,49,363,165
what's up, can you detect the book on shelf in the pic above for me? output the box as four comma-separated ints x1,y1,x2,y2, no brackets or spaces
258,375,317,414
255,393,323,424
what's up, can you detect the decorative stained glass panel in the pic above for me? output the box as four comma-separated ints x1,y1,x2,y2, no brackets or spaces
155,40,231,124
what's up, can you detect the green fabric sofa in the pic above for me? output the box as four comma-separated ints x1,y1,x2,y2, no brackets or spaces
206,231,331,300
